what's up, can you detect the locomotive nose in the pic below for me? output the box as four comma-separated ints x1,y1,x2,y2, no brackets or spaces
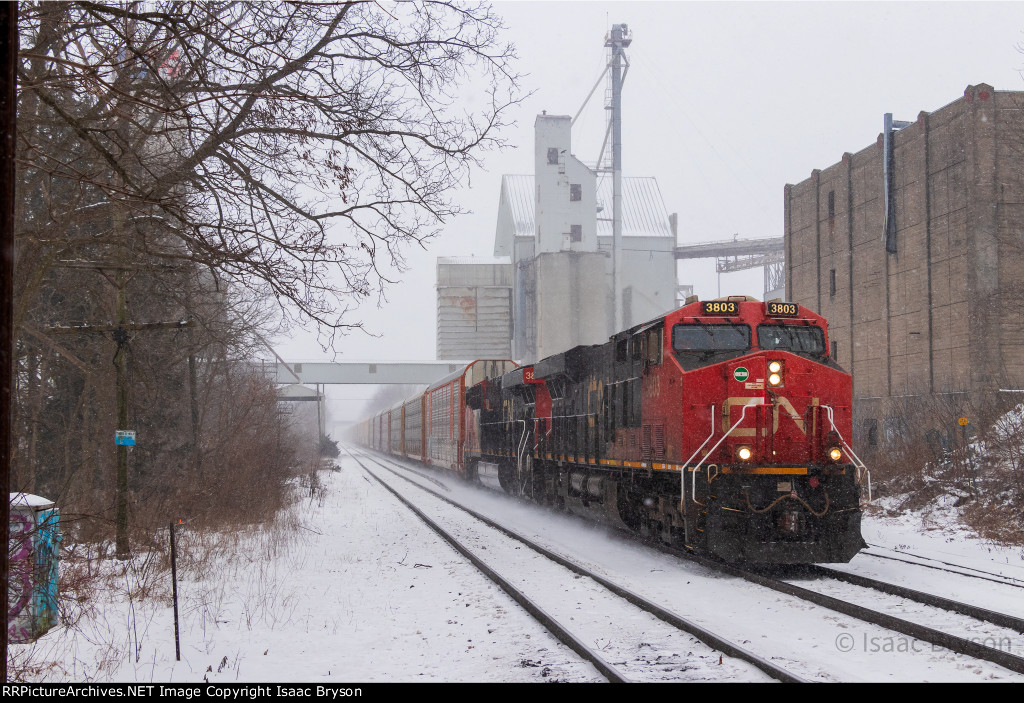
724,357,769,462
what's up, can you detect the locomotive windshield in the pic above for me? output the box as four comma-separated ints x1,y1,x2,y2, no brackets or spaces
672,323,751,352
757,324,826,356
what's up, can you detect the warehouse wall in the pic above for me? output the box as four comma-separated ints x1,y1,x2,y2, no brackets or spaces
785,84,1024,445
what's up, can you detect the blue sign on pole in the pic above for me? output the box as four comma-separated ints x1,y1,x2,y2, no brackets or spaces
115,430,136,446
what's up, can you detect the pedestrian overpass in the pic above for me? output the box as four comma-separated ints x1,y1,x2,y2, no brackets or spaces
267,360,475,385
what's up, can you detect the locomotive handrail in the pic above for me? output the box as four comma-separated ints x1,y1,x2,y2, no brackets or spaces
533,424,553,454
688,399,763,506
680,404,717,509
821,404,872,505
531,412,597,420
515,419,529,494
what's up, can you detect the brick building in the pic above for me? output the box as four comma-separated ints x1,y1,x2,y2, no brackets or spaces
785,84,1024,446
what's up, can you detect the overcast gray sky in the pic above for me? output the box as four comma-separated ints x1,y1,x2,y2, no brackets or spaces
270,1,1024,422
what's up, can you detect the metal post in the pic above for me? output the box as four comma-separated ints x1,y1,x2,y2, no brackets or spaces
605,24,631,331
114,269,130,559
169,522,180,661
189,350,200,477
316,383,322,442
0,1,17,683
883,113,896,253
883,113,912,254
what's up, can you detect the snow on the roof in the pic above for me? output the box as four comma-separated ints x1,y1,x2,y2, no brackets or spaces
277,384,319,398
500,174,536,239
437,256,512,266
10,492,55,508
595,176,673,238
498,174,673,240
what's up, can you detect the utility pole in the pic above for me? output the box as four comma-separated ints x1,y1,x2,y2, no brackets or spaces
113,265,130,558
189,347,200,478
50,261,192,560
1,1,17,683
605,24,631,331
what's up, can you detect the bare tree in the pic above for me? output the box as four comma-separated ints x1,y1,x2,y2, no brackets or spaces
16,1,522,337
10,1,522,551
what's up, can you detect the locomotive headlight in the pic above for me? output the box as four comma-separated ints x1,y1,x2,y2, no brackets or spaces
828,447,843,462
768,373,783,387
737,446,753,462
768,360,782,374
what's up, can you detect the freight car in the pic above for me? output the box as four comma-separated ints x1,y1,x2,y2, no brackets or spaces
357,297,868,564
360,359,521,472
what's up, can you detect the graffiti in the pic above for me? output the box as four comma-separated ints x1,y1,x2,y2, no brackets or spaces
8,512,35,642
8,506,61,643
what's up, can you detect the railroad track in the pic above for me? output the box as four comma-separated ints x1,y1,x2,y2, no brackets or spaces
661,550,1024,675
861,543,1024,590
351,446,1024,680
800,564,1024,632
341,444,802,683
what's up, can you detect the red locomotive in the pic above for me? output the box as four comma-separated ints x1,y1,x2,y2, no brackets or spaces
357,297,868,564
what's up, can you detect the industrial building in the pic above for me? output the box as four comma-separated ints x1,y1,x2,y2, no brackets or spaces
435,24,795,366
435,256,513,360
435,25,678,364
435,112,678,364
492,113,678,362
785,83,1024,445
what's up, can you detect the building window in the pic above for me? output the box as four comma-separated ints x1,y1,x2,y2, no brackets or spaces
547,147,559,165
570,183,582,202
828,190,835,220
865,419,878,447
569,224,582,242
829,269,837,297
831,341,837,360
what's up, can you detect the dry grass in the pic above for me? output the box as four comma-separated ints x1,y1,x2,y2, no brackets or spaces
5,468,325,682
863,395,1024,546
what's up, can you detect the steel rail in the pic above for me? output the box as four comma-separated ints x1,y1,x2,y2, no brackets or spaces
862,545,1024,589
386,460,451,493
352,443,1024,678
342,445,631,684
352,445,805,683
804,564,1024,633
671,549,1024,676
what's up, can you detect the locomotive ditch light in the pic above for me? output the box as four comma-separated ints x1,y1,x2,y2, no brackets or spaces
828,446,843,462
737,446,753,462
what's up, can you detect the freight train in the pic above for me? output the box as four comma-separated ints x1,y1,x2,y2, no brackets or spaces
355,296,868,564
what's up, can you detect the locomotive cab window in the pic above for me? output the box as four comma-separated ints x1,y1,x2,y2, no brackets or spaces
757,324,826,357
672,323,751,353
616,338,628,363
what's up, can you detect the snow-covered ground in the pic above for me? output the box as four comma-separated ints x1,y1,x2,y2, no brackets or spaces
9,451,1024,683
835,501,1024,617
